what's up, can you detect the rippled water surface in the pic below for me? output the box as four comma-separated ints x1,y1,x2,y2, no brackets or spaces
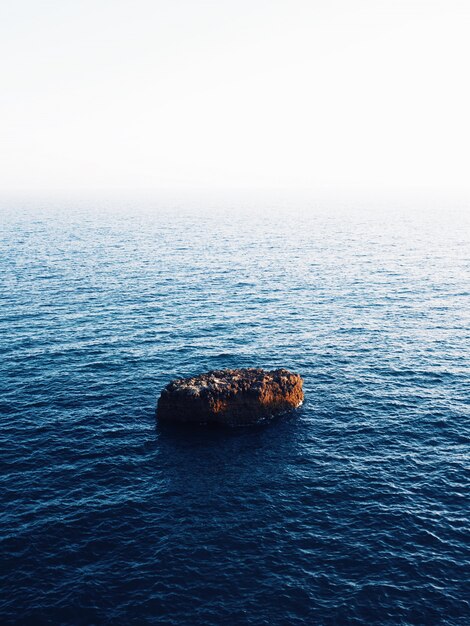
1,202,469,625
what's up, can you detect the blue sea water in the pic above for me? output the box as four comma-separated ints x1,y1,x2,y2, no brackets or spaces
0,201,469,625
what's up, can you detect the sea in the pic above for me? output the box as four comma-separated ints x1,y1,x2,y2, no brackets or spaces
1,199,469,625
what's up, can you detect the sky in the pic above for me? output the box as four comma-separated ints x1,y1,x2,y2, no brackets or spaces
1,0,469,198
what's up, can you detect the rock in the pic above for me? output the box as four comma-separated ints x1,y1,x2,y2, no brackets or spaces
157,368,303,426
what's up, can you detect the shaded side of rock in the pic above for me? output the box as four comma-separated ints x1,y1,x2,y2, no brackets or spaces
157,368,303,426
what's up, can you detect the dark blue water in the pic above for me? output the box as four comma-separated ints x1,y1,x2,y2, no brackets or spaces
1,202,469,625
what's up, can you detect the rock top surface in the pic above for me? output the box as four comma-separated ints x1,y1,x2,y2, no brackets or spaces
157,368,304,425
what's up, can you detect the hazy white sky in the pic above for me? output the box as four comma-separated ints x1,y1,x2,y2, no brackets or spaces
1,0,469,196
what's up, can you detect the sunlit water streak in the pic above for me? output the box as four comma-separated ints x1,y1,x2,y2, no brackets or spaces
0,203,469,625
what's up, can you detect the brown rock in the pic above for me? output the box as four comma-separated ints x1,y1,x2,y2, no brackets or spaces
157,368,304,425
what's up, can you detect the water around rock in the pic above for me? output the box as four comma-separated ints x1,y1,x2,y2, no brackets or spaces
2,204,469,625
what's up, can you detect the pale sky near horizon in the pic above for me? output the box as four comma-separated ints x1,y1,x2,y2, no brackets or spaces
1,0,469,198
